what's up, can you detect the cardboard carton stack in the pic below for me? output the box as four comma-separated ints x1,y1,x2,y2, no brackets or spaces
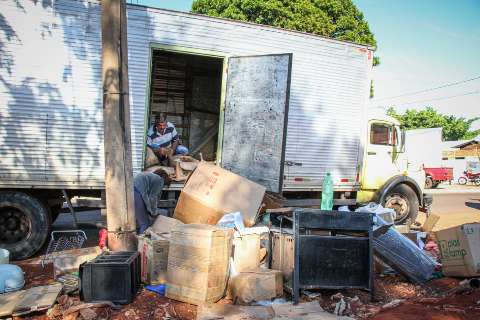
137,161,283,306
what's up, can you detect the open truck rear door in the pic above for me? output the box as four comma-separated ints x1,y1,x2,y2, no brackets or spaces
221,54,292,193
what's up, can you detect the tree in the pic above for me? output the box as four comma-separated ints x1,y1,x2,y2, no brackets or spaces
387,107,480,141
191,0,378,64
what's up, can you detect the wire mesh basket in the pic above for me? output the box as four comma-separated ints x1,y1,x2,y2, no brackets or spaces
42,230,87,267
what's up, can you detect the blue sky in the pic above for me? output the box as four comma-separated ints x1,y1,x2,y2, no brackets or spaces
130,0,480,123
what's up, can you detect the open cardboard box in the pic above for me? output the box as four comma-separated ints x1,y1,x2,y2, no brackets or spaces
173,162,266,227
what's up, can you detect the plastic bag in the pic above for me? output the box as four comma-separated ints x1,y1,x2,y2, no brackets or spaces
356,202,396,225
217,212,245,234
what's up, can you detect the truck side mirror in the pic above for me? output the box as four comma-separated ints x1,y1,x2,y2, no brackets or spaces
400,128,406,153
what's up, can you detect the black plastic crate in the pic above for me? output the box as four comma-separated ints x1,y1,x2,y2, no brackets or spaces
80,251,141,304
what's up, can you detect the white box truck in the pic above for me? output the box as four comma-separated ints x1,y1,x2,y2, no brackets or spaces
0,0,430,259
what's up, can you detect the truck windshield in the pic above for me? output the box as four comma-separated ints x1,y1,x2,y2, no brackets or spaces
370,123,397,146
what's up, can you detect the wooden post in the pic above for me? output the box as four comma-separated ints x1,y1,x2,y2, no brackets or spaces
101,0,136,251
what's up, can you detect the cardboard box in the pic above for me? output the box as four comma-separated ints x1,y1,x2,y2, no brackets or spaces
271,231,294,286
230,269,283,304
232,234,260,272
149,215,183,235
166,224,233,305
138,234,170,284
173,162,266,227
435,223,480,277
53,247,101,279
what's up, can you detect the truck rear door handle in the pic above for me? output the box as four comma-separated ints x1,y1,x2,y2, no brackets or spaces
285,161,302,166
367,152,376,155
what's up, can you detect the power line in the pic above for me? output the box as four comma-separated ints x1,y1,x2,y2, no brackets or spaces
372,75,480,102
391,90,480,106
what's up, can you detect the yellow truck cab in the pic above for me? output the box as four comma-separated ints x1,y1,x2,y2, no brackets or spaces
358,114,430,223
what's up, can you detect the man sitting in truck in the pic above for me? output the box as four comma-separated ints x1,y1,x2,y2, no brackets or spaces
146,114,188,165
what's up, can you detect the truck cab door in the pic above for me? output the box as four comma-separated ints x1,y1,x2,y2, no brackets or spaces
220,54,292,193
362,121,401,189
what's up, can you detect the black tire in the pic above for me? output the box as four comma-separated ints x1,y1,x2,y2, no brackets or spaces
383,184,419,225
0,191,51,260
425,177,433,189
458,176,467,185
432,182,440,189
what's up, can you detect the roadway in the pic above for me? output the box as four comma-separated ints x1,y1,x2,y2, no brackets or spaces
424,188,480,231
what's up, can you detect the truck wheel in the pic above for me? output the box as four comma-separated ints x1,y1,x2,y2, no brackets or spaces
425,177,433,189
384,184,419,224
458,177,467,185
0,192,51,260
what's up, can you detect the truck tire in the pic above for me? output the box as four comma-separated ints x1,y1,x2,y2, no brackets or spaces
383,184,419,225
0,191,51,260
425,176,433,189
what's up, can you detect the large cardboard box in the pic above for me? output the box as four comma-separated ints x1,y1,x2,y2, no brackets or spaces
166,224,233,305
173,162,266,227
435,223,480,277
230,269,283,304
138,234,170,284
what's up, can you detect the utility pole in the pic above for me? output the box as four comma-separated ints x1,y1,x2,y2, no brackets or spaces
101,0,136,251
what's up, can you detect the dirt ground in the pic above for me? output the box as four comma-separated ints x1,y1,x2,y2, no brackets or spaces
10,195,480,320
10,260,480,320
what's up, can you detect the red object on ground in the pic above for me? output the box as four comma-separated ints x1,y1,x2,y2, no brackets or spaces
98,229,108,249
424,167,453,188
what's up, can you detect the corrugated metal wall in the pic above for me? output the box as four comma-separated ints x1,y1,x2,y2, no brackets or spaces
0,0,372,191
126,5,372,191
0,0,104,188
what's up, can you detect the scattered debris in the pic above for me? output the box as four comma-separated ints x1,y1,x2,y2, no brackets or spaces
381,299,405,310
303,290,322,299
197,303,274,320
334,298,347,315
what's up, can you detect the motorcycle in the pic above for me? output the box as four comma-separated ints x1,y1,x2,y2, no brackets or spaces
458,171,480,186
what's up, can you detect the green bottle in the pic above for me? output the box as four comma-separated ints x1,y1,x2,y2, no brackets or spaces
321,172,334,210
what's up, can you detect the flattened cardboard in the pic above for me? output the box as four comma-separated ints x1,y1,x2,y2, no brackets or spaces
436,223,480,277
173,162,266,227
422,213,440,232
196,303,274,320
166,224,233,305
138,234,170,284
0,283,63,317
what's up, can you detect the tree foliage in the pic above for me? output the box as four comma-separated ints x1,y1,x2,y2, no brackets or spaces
191,0,377,49
387,107,480,141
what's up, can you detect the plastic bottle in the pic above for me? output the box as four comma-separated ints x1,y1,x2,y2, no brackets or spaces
321,172,334,210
